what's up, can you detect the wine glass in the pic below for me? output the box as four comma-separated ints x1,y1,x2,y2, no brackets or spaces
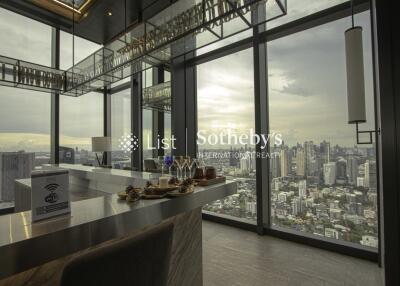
183,156,191,179
174,156,185,180
164,155,174,177
188,157,199,178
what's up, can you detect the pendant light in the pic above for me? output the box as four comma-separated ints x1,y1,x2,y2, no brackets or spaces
345,0,366,124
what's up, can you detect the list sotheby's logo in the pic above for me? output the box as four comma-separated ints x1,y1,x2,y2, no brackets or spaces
119,134,140,152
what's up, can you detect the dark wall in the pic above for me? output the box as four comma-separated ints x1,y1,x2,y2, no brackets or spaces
372,0,400,285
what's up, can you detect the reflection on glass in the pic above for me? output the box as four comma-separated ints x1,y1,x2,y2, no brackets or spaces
268,12,378,248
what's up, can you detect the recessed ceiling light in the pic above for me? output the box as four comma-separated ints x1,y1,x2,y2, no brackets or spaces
107,11,112,16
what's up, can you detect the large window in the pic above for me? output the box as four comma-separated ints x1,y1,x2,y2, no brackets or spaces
197,48,256,223
268,12,378,248
0,8,52,211
59,92,103,165
59,32,103,165
111,89,131,168
60,31,102,70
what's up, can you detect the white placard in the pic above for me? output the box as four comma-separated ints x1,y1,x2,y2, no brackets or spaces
31,169,70,222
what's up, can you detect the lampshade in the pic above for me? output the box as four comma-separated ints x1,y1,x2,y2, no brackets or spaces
91,137,112,152
345,26,366,124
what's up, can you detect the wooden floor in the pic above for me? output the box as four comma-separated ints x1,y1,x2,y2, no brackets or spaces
202,221,384,286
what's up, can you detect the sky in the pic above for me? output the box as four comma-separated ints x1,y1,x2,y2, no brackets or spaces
197,2,375,148
0,1,376,153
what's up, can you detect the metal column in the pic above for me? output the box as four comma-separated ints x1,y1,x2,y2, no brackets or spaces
50,27,60,164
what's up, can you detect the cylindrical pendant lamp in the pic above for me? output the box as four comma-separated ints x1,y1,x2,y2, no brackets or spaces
345,26,366,124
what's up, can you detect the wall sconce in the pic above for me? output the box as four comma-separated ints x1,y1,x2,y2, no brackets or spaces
345,0,378,144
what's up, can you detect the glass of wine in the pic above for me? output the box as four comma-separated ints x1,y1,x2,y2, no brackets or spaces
164,155,174,177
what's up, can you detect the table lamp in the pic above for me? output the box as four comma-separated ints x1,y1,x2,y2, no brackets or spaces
92,137,112,166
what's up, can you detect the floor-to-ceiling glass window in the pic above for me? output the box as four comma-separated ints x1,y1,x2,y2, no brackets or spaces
111,88,131,168
142,68,154,160
197,48,256,223
59,32,103,165
267,11,378,248
0,8,51,211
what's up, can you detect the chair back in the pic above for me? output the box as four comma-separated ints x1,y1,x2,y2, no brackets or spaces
61,223,174,286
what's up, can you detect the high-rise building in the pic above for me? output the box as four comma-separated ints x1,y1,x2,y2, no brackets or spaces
364,160,377,189
240,153,251,174
347,156,358,185
296,149,306,177
320,140,330,163
0,152,35,201
229,146,239,167
298,180,307,198
280,148,289,177
357,177,365,187
323,162,336,186
270,153,281,178
336,159,347,183
304,141,315,176
291,197,303,216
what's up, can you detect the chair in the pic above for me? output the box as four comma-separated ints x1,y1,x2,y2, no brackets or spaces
60,223,174,286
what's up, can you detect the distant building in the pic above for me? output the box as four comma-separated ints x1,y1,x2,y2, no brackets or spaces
347,156,358,185
277,192,287,203
357,177,365,187
270,154,281,178
59,146,75,164
0,152,35,201
364,160,377,189
360,235,378,248
280,148,289,177
325,228,339,240
246,201,256,215
229,147,239,167
320,140,331,164
240,152,251,174
296,149,306,177
329,208,342,220
298,180,307,198
304,141,315,176
323,162,336,185
336,159,347,183
291,197,303,216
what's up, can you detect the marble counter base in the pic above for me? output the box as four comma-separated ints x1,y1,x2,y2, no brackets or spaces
0,208,203,286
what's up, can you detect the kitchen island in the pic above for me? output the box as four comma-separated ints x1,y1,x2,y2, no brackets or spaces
0,164,237,286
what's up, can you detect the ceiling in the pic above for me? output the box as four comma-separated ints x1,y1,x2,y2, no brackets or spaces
0,0,173,44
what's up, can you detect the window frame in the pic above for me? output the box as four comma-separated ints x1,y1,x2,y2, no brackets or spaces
187,0,378,262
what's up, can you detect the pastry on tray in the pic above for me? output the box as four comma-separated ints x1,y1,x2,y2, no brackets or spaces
179,178,194,193
168,177,180,185
118,185,142,201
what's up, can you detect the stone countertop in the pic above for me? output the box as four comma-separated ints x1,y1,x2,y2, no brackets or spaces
0,178,237,280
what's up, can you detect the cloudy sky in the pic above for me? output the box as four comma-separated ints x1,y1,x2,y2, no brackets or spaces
0,1,376,153
197,2,375,148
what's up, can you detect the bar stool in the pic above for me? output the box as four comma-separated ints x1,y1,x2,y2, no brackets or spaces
60,223,174,286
